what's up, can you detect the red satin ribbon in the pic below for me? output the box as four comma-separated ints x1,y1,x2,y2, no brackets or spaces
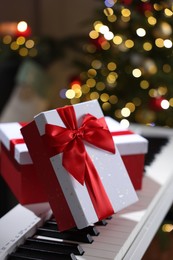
111,130,134,136
10,139,24,156
43,105,116,220
10,123,27,156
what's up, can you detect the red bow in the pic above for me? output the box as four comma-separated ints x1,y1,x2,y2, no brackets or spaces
43,105,116,219
44,106,115,185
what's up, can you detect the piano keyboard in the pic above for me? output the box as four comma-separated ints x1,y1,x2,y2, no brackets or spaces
1,125,173,260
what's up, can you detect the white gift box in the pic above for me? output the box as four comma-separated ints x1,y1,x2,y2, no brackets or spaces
21,100,138,231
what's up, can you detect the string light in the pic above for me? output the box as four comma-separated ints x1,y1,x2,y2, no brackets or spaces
17,21,27,32
161,99,169,109
132,68,142,78
120,119,130,128
136,28,146,37
164,39,172,48
121,107,131,117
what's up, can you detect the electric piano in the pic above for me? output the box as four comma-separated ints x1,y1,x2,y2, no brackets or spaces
1,124,173,260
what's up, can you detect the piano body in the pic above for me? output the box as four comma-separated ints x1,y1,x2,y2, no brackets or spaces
0,124,173,260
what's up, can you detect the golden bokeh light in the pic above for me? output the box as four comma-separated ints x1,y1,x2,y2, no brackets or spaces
153,4,162,11
93,21,103,32
101,41,110,50
19,47,28,56
143,42,152,51
100,93,109,102
104,8,114,16
169,98,173,107
162,224,173,232
121,16,130,23
86,78,96,88
28,48,37,57
90,92,100,100
140,80,149,89
114,109,122,119
125,39,134,48
147,16,157,26
109,95,118,104
126,102,135,112
89,30,99,39
102,102,111,111
10,41,19,50
158,86,167,95
133,97,141,106
87,68,97,78
121,8,131,17
113,35,123,45
107,14,117,22
3,35,12,44
163,64,171,73
86,44,97,53
91,60,102,69
16,36,25,45
149,88,157,97
71,83,81,90
96,82,105,91
164,8,173,17
155,38,164,48
74,88,82,98
25,39,34,48
107,62,117,71
81,84,90,94
107,72,118,84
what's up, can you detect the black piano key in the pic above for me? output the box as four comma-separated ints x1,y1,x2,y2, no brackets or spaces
8,254,36,260
8,246,77,260
95,219,108,226
76,225,100,236
36,226,94,243
143,136,169,166
25,237,84,255
106,216,112,220
47,219,99,236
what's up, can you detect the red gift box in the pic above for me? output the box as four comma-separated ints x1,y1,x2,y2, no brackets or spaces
105,117,148,190
0,122,47,204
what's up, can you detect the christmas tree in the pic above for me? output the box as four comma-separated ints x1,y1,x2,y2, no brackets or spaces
64,0,173,127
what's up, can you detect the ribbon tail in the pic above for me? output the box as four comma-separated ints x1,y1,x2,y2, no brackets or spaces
85,153,114,220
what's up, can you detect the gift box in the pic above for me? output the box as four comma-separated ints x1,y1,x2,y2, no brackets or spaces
21,100,138,231
0,122,47,204
105,117,148,190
